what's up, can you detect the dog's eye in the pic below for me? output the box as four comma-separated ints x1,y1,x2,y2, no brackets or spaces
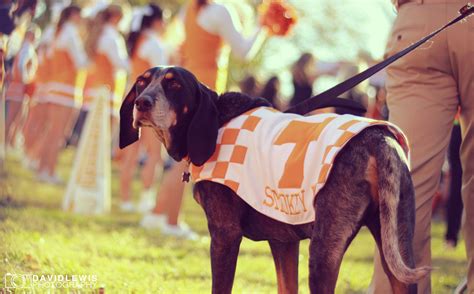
167,79,181,90
135,79,148,93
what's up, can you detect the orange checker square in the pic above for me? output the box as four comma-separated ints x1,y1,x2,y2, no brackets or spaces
265,107,280,113
230,145,248,164
322,145,333,162
334,130,355,147
224,179,240,192
338,119,360,131
317,163,331,184
208,144,221,162
221,128,240,145
190,164,204,179
242,116,262,131
212,161,229,178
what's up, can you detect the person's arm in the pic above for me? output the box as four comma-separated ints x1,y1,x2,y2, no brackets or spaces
141,38,168,66
0,34,7,86
17,46,29,82
65,24,88,69
18,45,37,83
199,4,267,60
99,30,130,72
177,6,186,23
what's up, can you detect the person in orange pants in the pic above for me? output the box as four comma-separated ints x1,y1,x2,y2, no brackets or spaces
83,4,129,128
140,0,270,239
119,4,166,212
5,25,39,149
36,5,88,184
21,22,56,169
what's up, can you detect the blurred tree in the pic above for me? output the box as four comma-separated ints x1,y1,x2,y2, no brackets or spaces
228,0,366,92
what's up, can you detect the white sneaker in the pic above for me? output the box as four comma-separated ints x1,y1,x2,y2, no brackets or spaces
22,156,31,169
119,201,136,212
13,133,25,151
31,160,39,171
161,222,199,240
37,170,50,182
6,144,21,157
37,171,63,185
140,213,167,229
137,188,156,213
22,157,39,171
47,174,63,185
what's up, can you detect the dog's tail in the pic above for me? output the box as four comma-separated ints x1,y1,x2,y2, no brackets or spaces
375,136,431,284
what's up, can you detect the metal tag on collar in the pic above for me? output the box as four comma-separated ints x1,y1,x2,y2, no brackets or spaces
182,172,191,183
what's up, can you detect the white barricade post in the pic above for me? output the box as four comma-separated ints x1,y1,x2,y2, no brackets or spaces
63,87,111,214
0,78,5,171
0,36,7,170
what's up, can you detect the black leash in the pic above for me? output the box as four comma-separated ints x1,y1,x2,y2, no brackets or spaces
285,3,474,115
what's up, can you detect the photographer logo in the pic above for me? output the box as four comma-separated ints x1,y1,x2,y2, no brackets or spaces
3,273,98,290
4,273,28,289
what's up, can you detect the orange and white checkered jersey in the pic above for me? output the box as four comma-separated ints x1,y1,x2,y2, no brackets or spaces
190,107,410,225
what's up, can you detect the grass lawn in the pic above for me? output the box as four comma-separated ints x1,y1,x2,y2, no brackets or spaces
0,148,468,293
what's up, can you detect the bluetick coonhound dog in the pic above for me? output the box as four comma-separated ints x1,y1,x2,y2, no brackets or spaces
119,66,430,294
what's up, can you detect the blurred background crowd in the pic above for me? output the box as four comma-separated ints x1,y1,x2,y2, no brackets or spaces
0,0,463,248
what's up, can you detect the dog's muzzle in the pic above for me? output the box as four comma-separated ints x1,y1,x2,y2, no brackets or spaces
135,95,154,112
133,96,154,128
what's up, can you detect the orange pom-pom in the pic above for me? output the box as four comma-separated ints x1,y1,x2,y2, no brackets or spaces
259,0,298,36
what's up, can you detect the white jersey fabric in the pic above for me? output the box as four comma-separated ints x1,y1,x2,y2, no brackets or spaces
190,107,409,225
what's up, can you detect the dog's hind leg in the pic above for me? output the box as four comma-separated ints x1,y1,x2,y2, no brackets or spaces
307,139,373,294
269,240,300,294
308,187,369,293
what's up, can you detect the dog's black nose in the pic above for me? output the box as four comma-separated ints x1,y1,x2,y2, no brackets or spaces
135,96,153,112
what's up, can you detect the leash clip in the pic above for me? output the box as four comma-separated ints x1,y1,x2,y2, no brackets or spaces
459,3,474,16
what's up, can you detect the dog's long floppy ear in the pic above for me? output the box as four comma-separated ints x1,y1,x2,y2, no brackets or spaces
119,67,163,149
119,81,140,149
186,83,219,166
